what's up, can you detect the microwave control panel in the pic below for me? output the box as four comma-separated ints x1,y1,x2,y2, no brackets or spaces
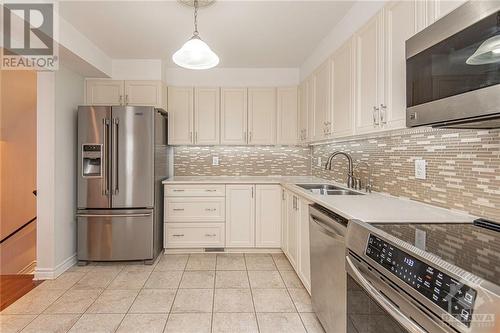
366,234,476,328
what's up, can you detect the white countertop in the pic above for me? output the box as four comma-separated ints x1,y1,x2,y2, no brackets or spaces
163,176,476,224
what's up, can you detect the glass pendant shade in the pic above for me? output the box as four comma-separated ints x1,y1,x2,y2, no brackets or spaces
466,34,500,65
172,35,219,70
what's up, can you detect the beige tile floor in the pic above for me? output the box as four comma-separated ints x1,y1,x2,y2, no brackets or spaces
0,253,325,333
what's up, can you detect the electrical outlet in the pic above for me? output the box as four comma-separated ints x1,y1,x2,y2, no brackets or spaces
415,159,426,179
317,157,322,167
415,229,426,250
212,156,219,166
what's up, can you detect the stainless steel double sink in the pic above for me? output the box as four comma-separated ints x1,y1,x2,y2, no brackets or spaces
295,184,364,196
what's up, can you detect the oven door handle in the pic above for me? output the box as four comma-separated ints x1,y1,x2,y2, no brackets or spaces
346,256,427,333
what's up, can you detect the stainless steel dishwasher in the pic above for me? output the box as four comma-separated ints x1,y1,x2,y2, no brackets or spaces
310,203,348,333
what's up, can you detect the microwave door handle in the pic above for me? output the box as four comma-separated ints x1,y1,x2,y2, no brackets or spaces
346,257,427,333
310,216,344,241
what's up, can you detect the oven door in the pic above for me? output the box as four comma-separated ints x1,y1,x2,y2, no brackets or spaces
346,256,450,333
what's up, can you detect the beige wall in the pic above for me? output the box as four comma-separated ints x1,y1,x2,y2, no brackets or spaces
0,70,37,273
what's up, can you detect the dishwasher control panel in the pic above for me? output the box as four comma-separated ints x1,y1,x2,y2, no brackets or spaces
366,234,477,328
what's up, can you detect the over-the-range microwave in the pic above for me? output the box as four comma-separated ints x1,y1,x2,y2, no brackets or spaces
406,0,500,129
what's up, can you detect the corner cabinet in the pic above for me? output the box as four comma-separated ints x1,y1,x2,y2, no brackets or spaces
221,88,248,145
225,185,255,247
85,79,161,107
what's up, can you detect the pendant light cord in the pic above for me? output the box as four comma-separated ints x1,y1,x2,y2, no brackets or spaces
193,0,199,36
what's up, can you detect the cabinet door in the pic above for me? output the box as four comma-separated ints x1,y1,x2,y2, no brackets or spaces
226,185,255,247
194,87,220,145
287,194,299,269
277,87,298,145
221,88,248,145
124,80,161,106
168,87,194,145
355,13,383,134
85,79,124,105
298,82,308,143
313,60,332,140
298,198,312,293
255,185,282,248
332,39,354,138
248,88,277,145
428,0,466,23
307,76,315,143
383,1,417,131
281,189,289,255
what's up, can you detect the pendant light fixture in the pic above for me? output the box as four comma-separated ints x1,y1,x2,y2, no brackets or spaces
173,0,219,70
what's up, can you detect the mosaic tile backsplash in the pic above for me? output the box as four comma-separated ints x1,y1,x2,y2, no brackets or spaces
174,146,311,176
312,128,500,220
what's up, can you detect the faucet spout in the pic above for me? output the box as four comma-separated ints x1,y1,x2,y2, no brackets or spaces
325,151,355,189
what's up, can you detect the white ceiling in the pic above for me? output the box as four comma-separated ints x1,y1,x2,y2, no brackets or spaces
59,1,356,68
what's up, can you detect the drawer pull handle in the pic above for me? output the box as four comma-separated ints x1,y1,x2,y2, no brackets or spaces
206,189,217,192
205,208,217,212
173,208,185,211
205,233,217,237
172,234,184,237
172,189,185,192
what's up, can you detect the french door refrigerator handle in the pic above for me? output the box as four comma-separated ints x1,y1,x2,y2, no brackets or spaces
346,256,427,333
102,118,110,196
112,118,119,195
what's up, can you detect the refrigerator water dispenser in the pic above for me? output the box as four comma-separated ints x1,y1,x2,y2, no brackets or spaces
82,144,103,177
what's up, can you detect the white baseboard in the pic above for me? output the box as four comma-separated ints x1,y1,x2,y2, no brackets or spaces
18,261,37,275
34,253,76,280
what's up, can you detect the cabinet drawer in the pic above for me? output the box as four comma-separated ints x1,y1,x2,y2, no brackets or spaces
164,184,225,197
165,197,225,222
164,223,225,248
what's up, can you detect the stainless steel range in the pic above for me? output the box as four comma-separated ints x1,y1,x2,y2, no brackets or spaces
346,219,500,333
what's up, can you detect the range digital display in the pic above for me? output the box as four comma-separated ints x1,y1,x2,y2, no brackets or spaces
365,234,476,328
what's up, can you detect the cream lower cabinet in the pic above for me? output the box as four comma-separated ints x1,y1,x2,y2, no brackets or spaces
281,189,312,293
255,185,282,248
225,185,256,247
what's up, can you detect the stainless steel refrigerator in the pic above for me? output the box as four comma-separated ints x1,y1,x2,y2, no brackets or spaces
76,106,168,264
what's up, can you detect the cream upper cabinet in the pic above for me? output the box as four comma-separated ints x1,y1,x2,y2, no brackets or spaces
221,88,248,145
307,76,315,143
428,0,466,24
298,81,309,143
85,79,124,105
313,60,332,141
124,80,161,106
168,87,194,145
194,87,220,145
355,13,384,135
277,87,298,145
248,88,277,145
225,185,255,247
255,185,282,248
331,39,355,138
383,1,417,130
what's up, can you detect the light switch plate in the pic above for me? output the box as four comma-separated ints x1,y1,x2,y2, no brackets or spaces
212,156,219,166
415,159,426,180
317,157,322,167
